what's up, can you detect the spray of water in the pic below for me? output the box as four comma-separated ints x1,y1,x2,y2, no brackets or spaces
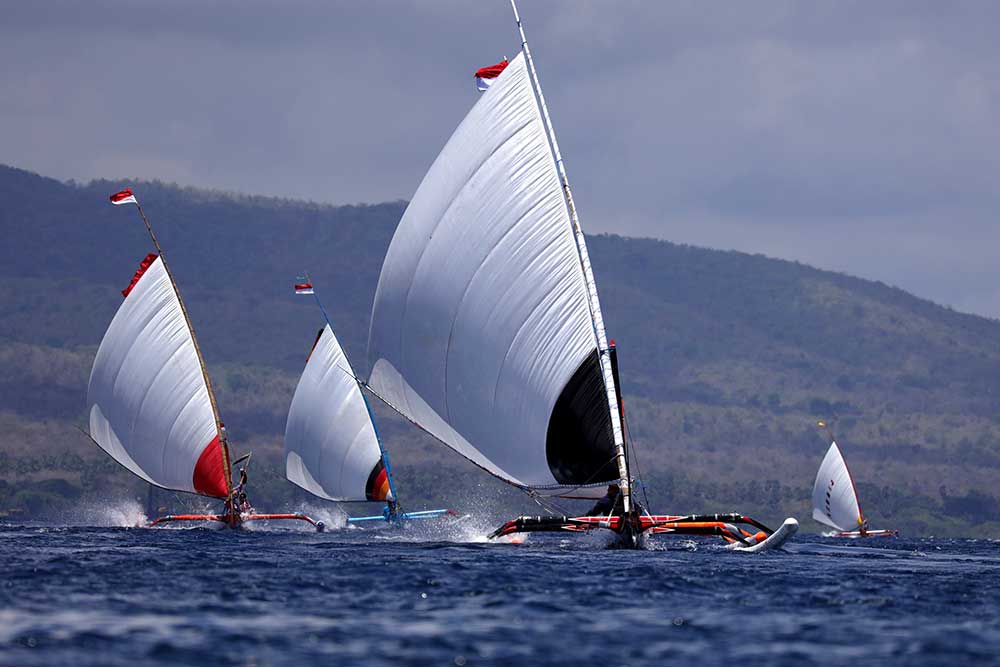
65,499,149,528
297,504,348,531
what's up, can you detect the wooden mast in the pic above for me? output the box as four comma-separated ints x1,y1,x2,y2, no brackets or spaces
130,199,234,501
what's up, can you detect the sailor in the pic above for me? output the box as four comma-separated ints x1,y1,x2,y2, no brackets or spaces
586,484,624,516
231,466,251,512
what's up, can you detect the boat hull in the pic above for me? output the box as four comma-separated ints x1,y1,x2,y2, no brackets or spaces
148,512,325,531
824,528,898,538
488,512,798,550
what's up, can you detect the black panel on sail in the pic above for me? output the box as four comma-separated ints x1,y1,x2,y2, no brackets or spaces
545,349,618,485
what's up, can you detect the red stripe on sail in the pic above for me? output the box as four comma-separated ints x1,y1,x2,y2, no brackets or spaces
365,461,390,501
294,283,312,291
475,59,508,79
372,468,390,501
122,253,159,298
193,435,228,498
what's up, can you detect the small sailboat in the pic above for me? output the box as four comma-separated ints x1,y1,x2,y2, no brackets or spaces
365,1,797,550
812,422,898,538
86,188,322,530
284,279,455,525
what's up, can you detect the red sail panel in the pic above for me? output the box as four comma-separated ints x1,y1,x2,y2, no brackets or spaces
193,435,228,498
365,460,391,502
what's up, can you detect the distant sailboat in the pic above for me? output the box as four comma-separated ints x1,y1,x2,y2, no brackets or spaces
86,188,322,530
812,422,898,538
284,279,455,525
365,1,797,550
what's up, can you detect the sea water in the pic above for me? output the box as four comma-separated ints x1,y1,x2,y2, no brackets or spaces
0,518,997,666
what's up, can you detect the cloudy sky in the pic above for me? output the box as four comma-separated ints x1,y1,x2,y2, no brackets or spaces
3,1,999,317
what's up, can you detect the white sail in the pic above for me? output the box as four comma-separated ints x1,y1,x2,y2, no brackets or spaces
367,52,618,489
87,254,227,498
284,325,391,502
812,441,864,532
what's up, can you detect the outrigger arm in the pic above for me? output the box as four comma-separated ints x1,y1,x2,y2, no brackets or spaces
347,507,458,524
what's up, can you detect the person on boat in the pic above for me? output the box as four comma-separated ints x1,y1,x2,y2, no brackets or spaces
238,491,253,514
235,466,248,494
229,464,252,513
586,484,624,516
584,483,647,519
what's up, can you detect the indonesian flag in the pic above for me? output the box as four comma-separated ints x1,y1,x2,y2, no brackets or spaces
109,188,138,206
294,283,314,295
475,58,508,92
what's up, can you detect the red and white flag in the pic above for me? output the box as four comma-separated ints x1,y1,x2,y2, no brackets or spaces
294,283,314,295
109,188,138,206
475,58,509,92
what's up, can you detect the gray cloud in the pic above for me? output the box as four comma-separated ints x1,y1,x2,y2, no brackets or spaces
3,1,999,317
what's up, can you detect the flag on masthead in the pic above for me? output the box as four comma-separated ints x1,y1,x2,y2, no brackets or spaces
475,58,509,91
294,283,314,295
109,188,138,206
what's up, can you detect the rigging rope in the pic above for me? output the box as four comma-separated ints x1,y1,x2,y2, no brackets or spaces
622,411,653,514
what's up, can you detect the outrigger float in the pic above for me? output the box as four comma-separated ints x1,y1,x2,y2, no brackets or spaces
282,278,456,527
85,189,322,531
363,0,798,551
811,422,898,538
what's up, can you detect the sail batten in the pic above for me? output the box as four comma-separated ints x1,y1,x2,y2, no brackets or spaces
368,52,619,489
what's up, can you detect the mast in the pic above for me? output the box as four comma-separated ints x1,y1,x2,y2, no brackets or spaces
509,0,631,513
303,277,400,506
131,200,233,498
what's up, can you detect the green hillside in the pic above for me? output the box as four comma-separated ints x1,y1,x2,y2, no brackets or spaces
1,164,998,536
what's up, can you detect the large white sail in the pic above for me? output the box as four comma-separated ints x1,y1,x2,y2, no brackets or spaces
367,53,618,489
812,441,864,532
285,325,391,502
87,254,228,498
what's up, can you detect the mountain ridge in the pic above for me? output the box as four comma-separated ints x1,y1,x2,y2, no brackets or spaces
1,163,997,536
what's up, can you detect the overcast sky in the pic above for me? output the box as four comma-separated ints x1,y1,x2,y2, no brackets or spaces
3,1,999,317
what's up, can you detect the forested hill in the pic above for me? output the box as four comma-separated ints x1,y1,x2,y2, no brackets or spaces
2,163,999,536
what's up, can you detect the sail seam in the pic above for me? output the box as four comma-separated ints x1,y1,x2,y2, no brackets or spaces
398,117,535,426
443,191,550,424
119,278,196,491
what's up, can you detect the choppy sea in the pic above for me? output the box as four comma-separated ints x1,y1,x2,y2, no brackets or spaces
1,505,998,667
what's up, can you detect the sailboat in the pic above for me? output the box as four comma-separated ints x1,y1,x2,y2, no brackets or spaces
812,422,898,537
364,1,797,550
284,279,456,526
86,188,323,531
